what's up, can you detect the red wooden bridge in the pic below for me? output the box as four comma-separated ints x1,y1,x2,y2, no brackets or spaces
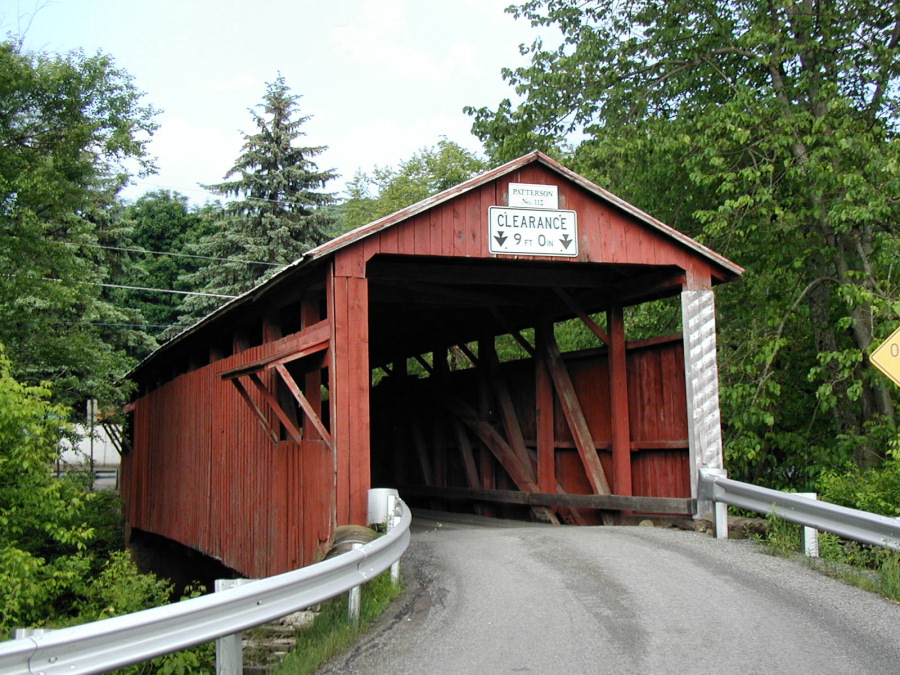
121,152,742,577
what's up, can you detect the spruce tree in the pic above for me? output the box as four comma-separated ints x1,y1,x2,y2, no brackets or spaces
180,75,336,321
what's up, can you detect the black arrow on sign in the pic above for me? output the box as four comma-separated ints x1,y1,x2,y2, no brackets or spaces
560,234,572,249
494,230,508,247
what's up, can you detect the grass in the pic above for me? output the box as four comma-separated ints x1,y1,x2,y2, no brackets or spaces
759,512,900,603
268,570,404,675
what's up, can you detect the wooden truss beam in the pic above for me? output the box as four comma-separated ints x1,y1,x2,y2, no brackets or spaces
99,419,132,456
553,287,609,345
536,323,612,496
400,485,695,515
274,364,333,450
437,389,559,524
230,376,279,445
489,309,536,357
453,421,480,489
219,319,330,381
437,391,538,493
483,342,533,477
248,373,304,443
226,356,332,449
409,414,434,486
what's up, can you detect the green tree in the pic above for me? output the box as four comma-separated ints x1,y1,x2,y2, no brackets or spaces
0,40,157,408
468,1,900,484
113,191,221,344
338,138,488,234
180,75,336,320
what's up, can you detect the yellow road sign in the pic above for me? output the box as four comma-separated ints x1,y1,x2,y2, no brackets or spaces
870,324,900,388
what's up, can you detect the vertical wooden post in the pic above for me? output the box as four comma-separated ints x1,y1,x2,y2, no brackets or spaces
478,335,495,514
331,268,371,526
302,294,323,440
608,304,632,497
209,344,224,364
432,347,449,487
262,311,282,343
535,322,557,494
233,329,249,355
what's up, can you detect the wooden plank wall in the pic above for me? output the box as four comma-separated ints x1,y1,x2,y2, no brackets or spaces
121,336,334,578
370,337,689,521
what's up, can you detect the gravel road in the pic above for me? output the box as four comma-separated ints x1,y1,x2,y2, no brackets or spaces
319,510,900,674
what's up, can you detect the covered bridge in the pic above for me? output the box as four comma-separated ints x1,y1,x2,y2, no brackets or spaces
121,152,742,578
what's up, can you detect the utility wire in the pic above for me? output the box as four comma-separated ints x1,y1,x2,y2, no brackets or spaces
31,275,239,300
63,321,181,329
72,242,282,267
99,282,237,299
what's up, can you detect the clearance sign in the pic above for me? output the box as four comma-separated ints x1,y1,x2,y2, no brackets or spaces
488,206,578,257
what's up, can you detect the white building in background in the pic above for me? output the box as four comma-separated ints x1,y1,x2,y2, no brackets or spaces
58,424,121,468
57,400,122,469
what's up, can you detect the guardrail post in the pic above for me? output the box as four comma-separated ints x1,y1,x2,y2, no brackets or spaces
215,578,251,675
387,493,401,585
698,468,729,539
714,500,728,540
348,543,363,625
799,493,819,557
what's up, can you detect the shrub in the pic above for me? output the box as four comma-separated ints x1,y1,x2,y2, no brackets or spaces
817,455,900,517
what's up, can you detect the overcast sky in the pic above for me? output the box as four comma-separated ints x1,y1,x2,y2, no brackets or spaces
4,0,543,204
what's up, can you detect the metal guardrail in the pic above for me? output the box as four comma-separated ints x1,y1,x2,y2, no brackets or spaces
0,498,411,675
699,469,900,550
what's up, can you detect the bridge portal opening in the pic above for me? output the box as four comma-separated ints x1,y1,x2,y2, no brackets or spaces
366,255,694,525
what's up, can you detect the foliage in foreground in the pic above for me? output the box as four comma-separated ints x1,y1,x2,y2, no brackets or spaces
0,349,171,636
763,513,900,603
817,449,900,518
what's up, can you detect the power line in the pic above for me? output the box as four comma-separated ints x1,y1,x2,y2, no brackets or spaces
99,282,238,299
63,321,181,329
31,275,238,299
73,242,282,267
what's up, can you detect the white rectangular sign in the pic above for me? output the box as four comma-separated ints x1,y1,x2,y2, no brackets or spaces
488,206,578,257
508,183,559,209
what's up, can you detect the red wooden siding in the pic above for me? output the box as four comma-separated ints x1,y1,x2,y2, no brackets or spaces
122,332,334,578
